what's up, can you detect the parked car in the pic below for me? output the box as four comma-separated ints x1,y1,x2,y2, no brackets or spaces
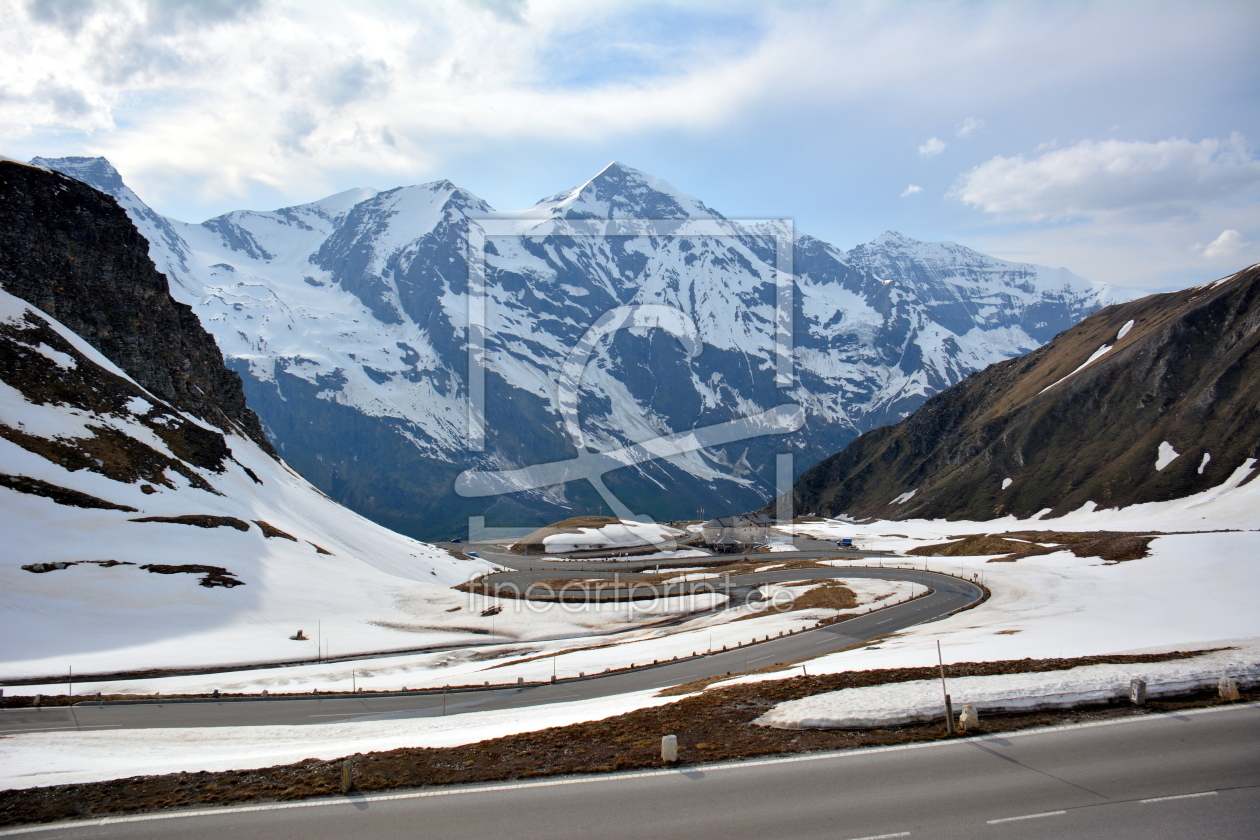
449,537,463,543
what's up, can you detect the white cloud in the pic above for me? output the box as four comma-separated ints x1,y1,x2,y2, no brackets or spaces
950,134,1260,222
900,184,922,197
955,117,984,138
0,0,1255,231
918,137,946,158
1201,229,1250,260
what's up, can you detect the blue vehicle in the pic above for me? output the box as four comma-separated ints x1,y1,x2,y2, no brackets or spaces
838,538,854,547
449,537,463,543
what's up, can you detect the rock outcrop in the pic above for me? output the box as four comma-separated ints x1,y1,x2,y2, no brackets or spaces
0,160,271,452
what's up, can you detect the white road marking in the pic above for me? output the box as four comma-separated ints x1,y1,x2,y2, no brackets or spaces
1141,791,1218,804
847,833,910,840
986,810,1066,824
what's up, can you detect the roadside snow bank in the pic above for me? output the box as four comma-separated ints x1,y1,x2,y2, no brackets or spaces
0,688,678,790
755,639,1260,730
542,520,684,553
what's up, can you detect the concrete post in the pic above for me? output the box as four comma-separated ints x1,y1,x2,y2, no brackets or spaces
340,760,353,793
661,734,678,762
959,704,979,732
1218,676,1241,701
1129,679,1147,705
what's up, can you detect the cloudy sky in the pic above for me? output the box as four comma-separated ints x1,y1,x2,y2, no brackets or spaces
2,0,1257,289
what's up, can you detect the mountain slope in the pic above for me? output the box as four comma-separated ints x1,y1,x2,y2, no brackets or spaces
34,157,1134,538
788,265,1260,521
0,159,504,677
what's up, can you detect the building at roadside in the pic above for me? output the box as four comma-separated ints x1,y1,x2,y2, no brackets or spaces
701,513,774,552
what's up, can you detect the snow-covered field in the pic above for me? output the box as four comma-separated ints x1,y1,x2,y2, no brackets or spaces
757,640,1260,729
709,459,1260,690
13,579,924,697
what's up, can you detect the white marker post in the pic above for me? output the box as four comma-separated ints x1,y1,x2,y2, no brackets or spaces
938,640,955,735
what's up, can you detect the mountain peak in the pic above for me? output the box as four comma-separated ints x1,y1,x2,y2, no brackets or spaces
534,161,720,220
30,155,125,194
868,230,923,248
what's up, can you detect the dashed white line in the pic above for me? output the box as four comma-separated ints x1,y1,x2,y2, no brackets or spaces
847,832,910,840
1141,791,1218,804
986,810,1065,824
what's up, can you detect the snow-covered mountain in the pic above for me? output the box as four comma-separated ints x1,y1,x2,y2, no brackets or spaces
34,157,1135,539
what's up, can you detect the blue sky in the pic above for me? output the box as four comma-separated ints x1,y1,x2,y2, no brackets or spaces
2,0,1258,289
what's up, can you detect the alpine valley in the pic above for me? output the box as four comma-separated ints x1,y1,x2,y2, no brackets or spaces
34,157,1136,540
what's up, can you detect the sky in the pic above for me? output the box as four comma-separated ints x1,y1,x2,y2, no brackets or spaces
1,0,1258,290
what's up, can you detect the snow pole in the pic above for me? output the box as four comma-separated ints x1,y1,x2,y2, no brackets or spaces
937,640,955,735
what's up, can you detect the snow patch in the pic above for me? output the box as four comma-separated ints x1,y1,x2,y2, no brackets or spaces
541,520,684,553
1116,319,1135,340
755,641,1260,729
1198,452,1211,475
124,396,152,416
1001,478,1013,490
890,489,917,505
1040,343,1113,394
1156,441,1180,471
31,343,76,369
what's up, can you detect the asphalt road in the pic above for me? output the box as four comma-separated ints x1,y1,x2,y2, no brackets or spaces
0,565,979,733
9,703,1257,839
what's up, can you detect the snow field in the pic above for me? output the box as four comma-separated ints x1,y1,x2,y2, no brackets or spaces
1,294,741,681
715,466,1260,693
12,577,922,697
756,640,1260,729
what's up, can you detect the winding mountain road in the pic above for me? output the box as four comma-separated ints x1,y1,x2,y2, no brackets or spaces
0,538,983,733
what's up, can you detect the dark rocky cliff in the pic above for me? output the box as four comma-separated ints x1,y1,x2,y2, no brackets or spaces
784,265,1260,521
0,160,271,452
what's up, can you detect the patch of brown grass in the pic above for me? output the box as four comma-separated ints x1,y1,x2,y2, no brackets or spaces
907,535,1033,556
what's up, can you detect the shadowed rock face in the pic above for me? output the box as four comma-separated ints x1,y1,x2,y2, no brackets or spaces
0,160,271,453
786,265,1260,521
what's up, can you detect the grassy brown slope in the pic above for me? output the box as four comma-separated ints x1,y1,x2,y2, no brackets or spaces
786,265,1260,522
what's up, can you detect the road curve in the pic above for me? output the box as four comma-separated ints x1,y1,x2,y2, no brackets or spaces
0,545,983,733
